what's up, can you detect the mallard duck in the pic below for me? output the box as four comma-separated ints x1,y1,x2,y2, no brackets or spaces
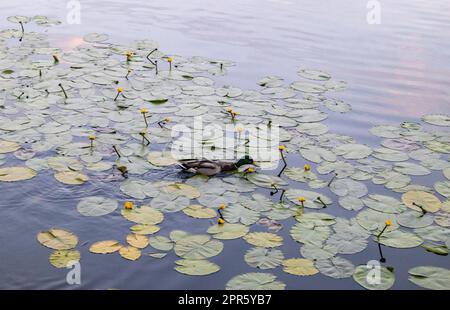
178,156,255,176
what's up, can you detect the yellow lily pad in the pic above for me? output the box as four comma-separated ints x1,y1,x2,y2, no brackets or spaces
282,258,319,276
0,140,20,154
126,233,149,249
49,250,80,268
119,246,141,261
130,224,160,235
183,205,216,218
402,191,441,213
121,206,164,225
163,183,200,199
0,167,37,182
243,232,283,248
54,171,89,185
37,228,78,250
89,240,122,254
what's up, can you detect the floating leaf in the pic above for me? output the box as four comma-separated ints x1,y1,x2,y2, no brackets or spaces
126,234,149,249
175,259,220,276
402,191,441,213
226,273,285,290
282,258,319,276
121,206,164,225
315,257,355,279
174,234,223,259
37,228,78,250
0,140,20,154
183,205,216,219
76,196,117,216
49,250,80,268
0,167,37,182
244,232,283,248
408,266,450,290
244,247,284,269
89,240,122,254
375,230,423,248
54,171,89,185
119,246,141,261
130,224,160,235
207,223,249,240
353,265,395,290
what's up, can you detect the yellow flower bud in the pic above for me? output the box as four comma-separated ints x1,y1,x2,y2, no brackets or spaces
236,126,243,133
226,107,233,112
304,164,310,171
278,145,286,151
298,197,306,203
167,57,173,63
117,87,123,93
219,204,226,210
247,168,255,173
163,117,171,122
385,220,392,226
218,218,225,225
89,135,95,141
140,107,149,114
124,201,134,210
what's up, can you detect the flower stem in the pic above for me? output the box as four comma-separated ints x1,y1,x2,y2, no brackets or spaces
112,145,121,158
19,21,24,41
277,151,287,177
58,83,68,99
315,197,327,208
327,173,338,187
377,224,389,239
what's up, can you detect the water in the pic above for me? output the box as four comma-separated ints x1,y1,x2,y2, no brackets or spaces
0,0,449,289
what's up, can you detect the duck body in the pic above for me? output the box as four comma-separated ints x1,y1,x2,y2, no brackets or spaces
178,159,237,176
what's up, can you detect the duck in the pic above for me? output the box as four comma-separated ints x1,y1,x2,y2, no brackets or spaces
178,156,255,176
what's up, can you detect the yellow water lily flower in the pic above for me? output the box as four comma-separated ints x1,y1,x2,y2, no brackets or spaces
304,164,310,171
117,87,123,93
89,135,95,141
167,57,173,63
219,203,226,210
218,218,225,225
124,201,134,210
226,107,233,112
236,126,243,133
385,220,392,226
247,167,255,173
278,145,286,151
163,117,171,122
298,197,306,202
140,107,149,114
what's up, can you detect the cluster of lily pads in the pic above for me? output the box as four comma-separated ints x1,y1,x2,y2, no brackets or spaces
1,16,450,290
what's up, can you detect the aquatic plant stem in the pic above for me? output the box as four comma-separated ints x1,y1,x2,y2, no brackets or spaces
327,173,338,187
277,150,287,177
315,196,327,208
58,83,68,99
412,202,427,216
112,145,121,158
19,21,24,41
377,243,386,263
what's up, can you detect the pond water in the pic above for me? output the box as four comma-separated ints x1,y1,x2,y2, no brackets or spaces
0,0,449,290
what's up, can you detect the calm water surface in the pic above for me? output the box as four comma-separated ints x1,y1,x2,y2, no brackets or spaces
0,0,449,289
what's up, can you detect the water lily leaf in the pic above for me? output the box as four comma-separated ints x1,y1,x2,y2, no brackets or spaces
147,151,177,166
77,196,117,216
175,259,220,276
244,232,283,248
119,246,141,261
290,222,330,245
338,196,364,211
162,183,200,199
37,228,78,250
363,194,405,214
434,181,450,198
222,204,260,225
151,193,190,212
183,205,216,218
375,230,423,248
0,167,37,182
334,143,372,160
149,236,174,251
422,243,448,256
353,265,395,290
424,140,450,154
241,194,273,212
0,140,20,154
246,173,287,188
54,171,88,185
402,191,441,213
393,162,431,176
372,148,409,162
282,258,319,276
297,69,331,81
286,189,332,209
264,203,296,220
83,33,109,43
295,212,336,226
414,226,450,243
397,210,434,228
126,233,149,249
408,266,450,290
324,99,351,113
315,257,355,279
175,234,223,259
300,243,337,260
422,114,450,127
89,240,122,254
122,206,164,225
291,82,327,93
207,223,249,240
373,171,411,190
49,250,80,268
330,178,368,198
284,167,317,182
326,231,368,254
130,224,160,235
300,146,336,164
370,125,402,138
244,247,284,269
356,209,398,233
226,273,285,290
